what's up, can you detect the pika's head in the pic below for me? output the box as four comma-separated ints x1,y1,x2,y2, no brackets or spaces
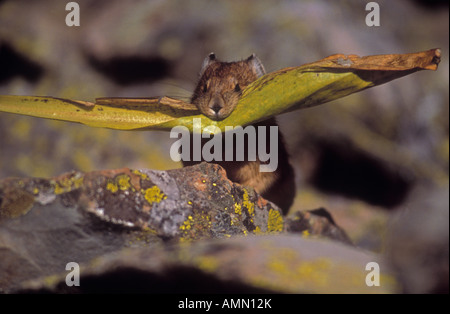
191,53,266,121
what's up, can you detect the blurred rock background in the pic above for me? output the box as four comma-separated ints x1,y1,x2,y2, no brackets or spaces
0,0,448,261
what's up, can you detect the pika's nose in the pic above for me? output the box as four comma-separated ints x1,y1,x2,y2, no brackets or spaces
211,102,222,114
209,96,224,115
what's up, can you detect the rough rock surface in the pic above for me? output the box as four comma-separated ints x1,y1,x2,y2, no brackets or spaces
0,163,287,240
386,185,449,294
19,235,395,294
0,163,393,293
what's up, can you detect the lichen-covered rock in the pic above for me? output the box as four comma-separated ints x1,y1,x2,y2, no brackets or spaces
0,163,284,240
0,163,277,291
0,163,354,292
286,208,352,245
16,235,397,294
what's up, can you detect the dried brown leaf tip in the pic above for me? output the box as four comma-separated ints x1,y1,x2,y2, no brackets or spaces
322,48,441,71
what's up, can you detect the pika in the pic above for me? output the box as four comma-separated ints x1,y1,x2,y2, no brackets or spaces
184,53,295,214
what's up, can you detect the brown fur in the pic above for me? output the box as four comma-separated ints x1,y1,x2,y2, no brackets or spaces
184,54,295,214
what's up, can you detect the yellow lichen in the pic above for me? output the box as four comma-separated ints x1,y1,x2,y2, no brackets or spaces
180,215,193,231
253,226,263,235
195,256,219,273
268,259,291,276
267,208,284,233
246,241,398,293
242,189,255,216
106,181,119,193
295,258,331,287
144,186,166,204
234,203,242,215
73,176,84,189
53,175,84,195
53,183,63,195
42,274,64,289
116,174,132,191
129,227,158,245
261,255,332,292
179,212,211,241
132,169,148,180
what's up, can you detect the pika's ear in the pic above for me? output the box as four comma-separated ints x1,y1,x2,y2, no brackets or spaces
199,52,217,77
246,54,266,77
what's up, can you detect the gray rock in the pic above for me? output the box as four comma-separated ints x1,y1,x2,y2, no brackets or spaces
0,163,357,293
17,235,396,294
386,185,449,294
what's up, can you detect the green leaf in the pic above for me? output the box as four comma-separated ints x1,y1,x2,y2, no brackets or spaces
0,49,441,133
0,96,199,130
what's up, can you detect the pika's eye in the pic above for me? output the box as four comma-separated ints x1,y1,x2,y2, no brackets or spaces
203,85,208,93
234,84,241,92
